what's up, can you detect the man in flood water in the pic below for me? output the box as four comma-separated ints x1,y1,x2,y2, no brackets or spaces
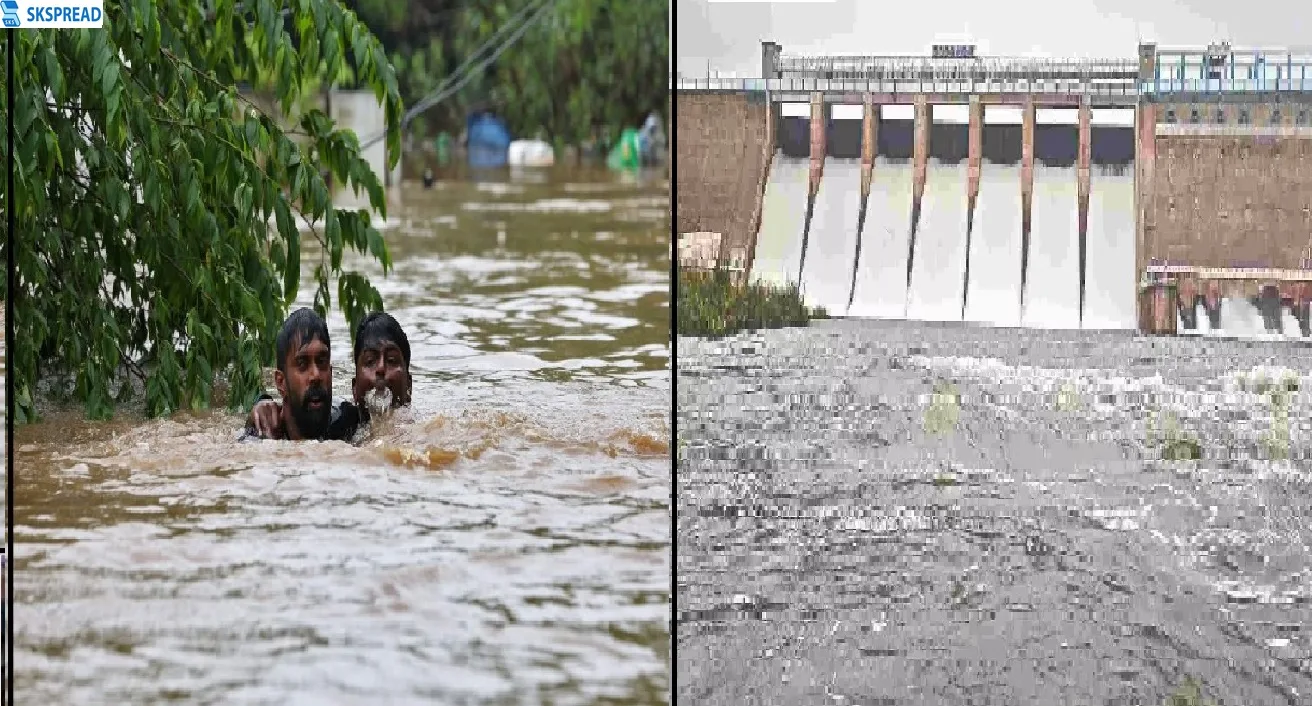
348,311,414,410
241,307,358,441
244,311,412,440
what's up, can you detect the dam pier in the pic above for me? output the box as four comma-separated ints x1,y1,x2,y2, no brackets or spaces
677,42,1312,336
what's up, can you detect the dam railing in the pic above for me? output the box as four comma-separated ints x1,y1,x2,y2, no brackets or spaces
678,50,1312,97
775,55,1139,80
1150,48,1312,93
676,76,1139,97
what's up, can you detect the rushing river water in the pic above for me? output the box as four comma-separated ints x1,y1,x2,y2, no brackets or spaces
679,321,1312,705
13,169,671,704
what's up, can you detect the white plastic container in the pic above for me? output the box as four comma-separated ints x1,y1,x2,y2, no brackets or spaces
507,139,556,167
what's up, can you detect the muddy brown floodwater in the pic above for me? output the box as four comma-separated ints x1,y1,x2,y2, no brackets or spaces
12,168,671,705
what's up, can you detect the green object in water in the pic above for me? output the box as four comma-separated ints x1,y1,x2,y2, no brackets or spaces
606,127,642,171
923,380,960,436
435,132,453,166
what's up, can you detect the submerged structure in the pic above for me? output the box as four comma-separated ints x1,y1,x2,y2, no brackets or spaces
675,42,1312,335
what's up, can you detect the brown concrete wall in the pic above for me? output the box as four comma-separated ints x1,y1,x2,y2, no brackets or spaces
1145,134,1312,270
675,93,770,262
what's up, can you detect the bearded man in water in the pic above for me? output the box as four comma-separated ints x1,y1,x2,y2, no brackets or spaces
243,311,412,441
239,307,354,441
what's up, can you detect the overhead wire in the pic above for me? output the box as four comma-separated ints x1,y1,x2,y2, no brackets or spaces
406,0,551,116
356,0,559,151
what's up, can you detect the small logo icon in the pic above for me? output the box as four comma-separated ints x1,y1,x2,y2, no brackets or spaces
4,0,104,28
1,0,20,27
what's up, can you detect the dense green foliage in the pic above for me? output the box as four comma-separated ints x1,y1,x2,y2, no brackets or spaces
4,0,402,422
678,269,828,338
348,0,668,145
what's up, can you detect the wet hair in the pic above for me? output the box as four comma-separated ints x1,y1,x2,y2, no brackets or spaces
354,312,411,368
275,308,331,373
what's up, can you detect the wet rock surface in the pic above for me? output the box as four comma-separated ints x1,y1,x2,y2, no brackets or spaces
678,320,1312,705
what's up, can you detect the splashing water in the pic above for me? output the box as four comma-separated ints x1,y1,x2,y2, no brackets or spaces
364,386,394,420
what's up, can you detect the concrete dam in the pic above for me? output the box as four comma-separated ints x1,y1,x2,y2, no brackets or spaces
676,43,1312,337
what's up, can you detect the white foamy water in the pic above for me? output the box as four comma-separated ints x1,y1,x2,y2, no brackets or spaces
751,155,810,289
907,161,970,322
750,148,1310,343
1023,164,1082,329
1083,167,1137,330
800,159,862,314
906,353,1311,449
363,386,394,419
462,198,614,213
1180,298,1305,340
847,159,915,318
963,164,1025,326
678,321,1312,704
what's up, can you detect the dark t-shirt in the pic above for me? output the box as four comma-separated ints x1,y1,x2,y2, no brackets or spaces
238,393,365,442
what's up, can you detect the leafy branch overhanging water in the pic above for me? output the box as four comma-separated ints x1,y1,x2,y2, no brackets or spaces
7,0,402,421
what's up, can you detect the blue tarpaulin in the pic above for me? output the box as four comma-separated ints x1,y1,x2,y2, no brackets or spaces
466,111,512,169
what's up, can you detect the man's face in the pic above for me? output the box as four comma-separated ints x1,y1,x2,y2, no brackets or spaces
352,337,411,409
275,335,333,438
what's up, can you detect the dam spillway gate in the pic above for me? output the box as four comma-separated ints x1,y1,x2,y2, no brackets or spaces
676,43,1312,337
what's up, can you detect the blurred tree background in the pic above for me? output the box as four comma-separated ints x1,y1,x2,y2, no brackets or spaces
345,0,669,148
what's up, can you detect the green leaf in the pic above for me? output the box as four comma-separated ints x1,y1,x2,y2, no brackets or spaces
244,114,260,149
366,228,389,269
101,60,120,97
324,209,341,247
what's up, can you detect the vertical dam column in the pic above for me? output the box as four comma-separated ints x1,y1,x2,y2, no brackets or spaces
846,95,879,310
809,92,826,196
913,96,929,207
795,91,827,285
908,100,970,321
860,95,877,199
801,103,863,313
1077,98,1091,325
848,105,915,318
961,97,983,318
907,95,930,297
967,98,983,216
1020,98,1036,314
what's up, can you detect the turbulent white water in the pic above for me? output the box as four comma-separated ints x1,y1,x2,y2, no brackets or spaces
753,155,1310,339
1181,298,1303,339
847,159,915,318
964,163,1025,326
752,155,811,289
678,321,1312,705
906,161,970,322
1023,164,1082,329
1083,167,1136,330
799,159,862,314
